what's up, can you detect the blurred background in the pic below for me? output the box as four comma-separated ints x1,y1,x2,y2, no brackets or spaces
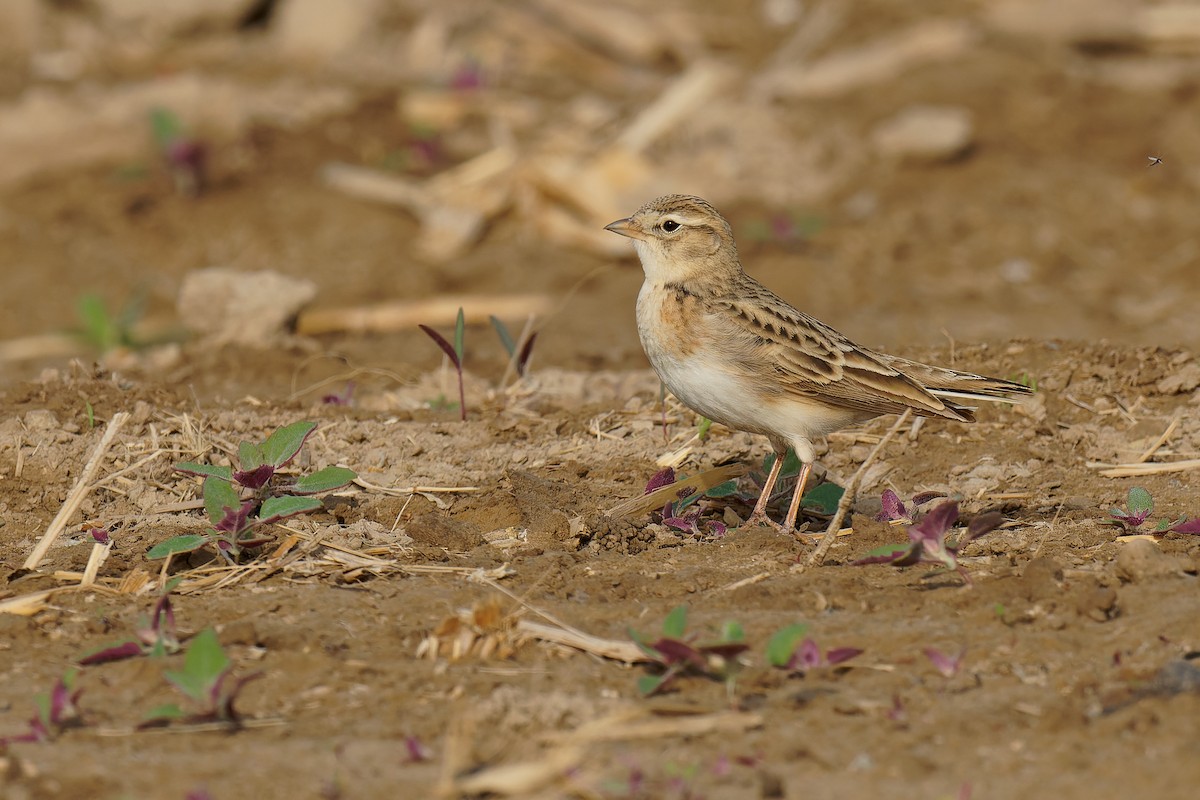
0,0,1196,395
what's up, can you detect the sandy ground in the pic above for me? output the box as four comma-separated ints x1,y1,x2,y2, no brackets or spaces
3,2,1200,799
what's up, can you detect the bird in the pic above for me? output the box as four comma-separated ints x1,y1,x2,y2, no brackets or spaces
604,194,1031,534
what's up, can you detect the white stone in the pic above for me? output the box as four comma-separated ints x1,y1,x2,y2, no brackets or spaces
871,105,974,162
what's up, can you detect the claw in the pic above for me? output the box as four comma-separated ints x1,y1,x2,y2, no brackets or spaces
742,512,785,533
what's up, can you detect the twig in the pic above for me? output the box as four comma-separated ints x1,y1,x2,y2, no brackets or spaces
1137,410,1182,463
80,541,113,586
516,619,646,663
1087,458,1200,478
605,463,747,517
23,412,130,571
352,477,481,495
807,410,911,567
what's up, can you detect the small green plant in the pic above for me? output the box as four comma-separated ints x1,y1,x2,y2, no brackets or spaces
151,421,356,563
78,586,182,665
628,606,749,698
1107,486,1200,535
143,629,261,727
765,624,862,674
150,107,207,196
420,308,467,420
0,670,84,747
73,292,145,354
489,314,538,379
853,502,1003,585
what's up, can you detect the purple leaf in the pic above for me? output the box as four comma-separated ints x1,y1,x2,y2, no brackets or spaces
924,646,965,678
516,332,538,377
322,381,355,406
663,515,699,534
233,464,275,490
707,520,728,537
214,501,256,534
644,467,676,494
961,511,1004,546
419,324,460,370
876,489,909,522
89,527,111,545
790,638,823,670
404,735,433,763
825,647,864,666
1168,518,1200,535
910,501,959,542
853,542,918,566
911,491,948,507
650,638,707,669
78,640,145,665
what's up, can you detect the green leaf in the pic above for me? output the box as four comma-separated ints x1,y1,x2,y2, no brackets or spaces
801,482,844,514
149,107,182,147
862,543,913,560
627,628,662,661
147,535,208,560
260,421,317,467
164,628,228,704
143,703,186,723
258,495,322,523
719,620,745,643
763,448,802,478
203,476,242,525
76,294,117,352
765,623,808,668
637,674,670,696
1127,487,1153,516
705,480,739,498
291,466,357,494
697,417,713,441
174,462,234,481
490,315,516,356
453,307,465,364
662,605,688,639
238,441,265,471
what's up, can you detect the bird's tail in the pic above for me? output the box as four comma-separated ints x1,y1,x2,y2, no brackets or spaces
875,354,1034,406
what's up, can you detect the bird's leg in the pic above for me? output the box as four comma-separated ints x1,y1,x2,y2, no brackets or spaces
743,452,786,530
781,462,813,534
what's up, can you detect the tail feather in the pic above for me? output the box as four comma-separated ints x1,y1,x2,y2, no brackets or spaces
873,354,1033,406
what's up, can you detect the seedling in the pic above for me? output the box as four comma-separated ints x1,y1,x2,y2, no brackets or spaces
150,107,207,196
765,624,862,674
875,489,948,524
489,315,538,378
322,381,355,406
420,308,467,420
0,670,83,748
1107,486,1200,535
643,468,731,537
758,450,844,515
153,421,356,562
73,292,145,355
628,606,749,697
853,501,1003,585
79,589,182,665
924,646,966,678
143,628,261,727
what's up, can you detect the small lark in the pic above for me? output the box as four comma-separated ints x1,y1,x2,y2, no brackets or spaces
606,194,1030,533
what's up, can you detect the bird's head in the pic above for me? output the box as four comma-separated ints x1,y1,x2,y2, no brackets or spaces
604,194,740,283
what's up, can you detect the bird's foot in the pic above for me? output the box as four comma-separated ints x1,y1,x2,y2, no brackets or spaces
741,511,786,533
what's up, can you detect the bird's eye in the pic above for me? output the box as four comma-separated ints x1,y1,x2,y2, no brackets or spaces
661,219,680,233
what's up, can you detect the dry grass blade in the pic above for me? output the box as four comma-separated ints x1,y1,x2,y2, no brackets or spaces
23,411,130,570
352,476,481,496
516,619,647,663
544,710,764,745
295,293,553,336
1087,458,1200,478
606,462,747,517
1137,410,1183,463
807,410,911,567
450,745,584,797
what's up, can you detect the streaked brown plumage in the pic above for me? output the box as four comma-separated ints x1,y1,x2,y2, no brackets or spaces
605,194,1030,533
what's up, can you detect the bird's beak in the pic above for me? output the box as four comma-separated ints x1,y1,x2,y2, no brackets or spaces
604,217,646,241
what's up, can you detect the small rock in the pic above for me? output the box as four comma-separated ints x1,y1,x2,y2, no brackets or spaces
1021,556,1063,601
1075,585,1119,621
177,267,316,344
274,0,380,61
871,105,974,162
1113,538,1183,583
1155,362,1200,395
23,409,59,431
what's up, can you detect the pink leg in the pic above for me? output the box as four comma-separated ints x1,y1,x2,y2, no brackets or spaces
781,462,813,534
743,452,786,530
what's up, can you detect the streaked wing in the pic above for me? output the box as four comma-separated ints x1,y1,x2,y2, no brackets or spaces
869,353,1033,403
707,280,968,421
